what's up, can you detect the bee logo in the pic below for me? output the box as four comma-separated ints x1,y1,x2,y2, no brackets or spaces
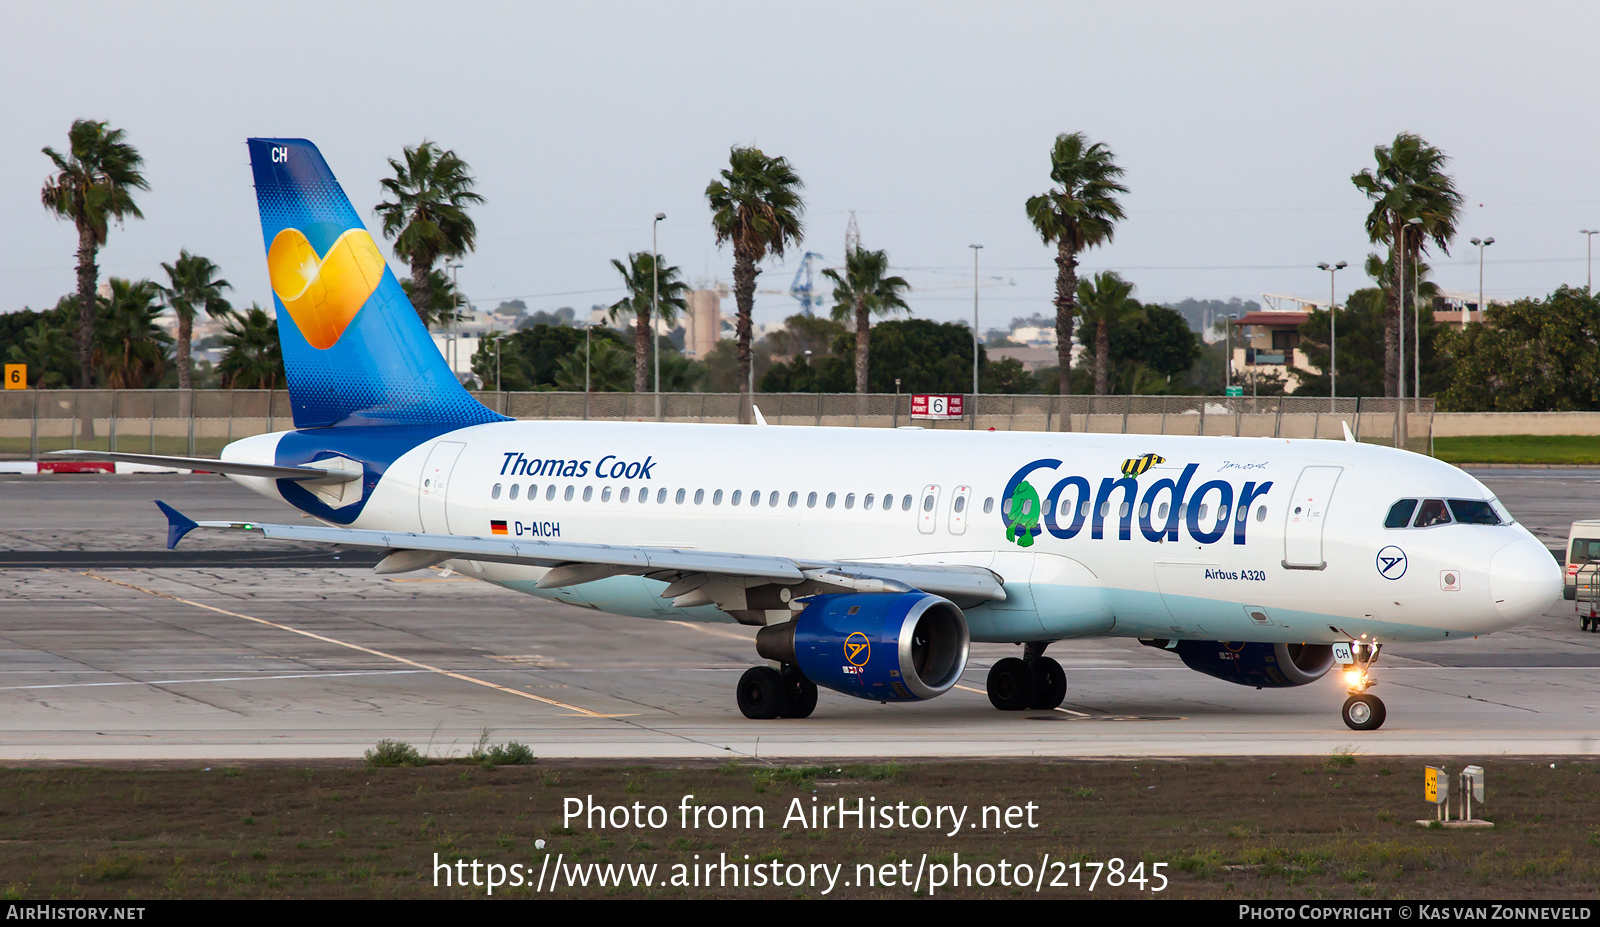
1121,453,1165,479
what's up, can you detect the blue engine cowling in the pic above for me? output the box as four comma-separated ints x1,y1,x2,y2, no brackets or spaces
1172,641,1335,688
755,592,970,702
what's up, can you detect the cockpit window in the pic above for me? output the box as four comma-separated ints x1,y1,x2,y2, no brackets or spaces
1447,499,1502,525
1385,499,1418,528
1412,499,1452,528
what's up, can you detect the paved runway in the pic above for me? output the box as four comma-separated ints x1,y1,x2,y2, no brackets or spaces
1,471,1597,761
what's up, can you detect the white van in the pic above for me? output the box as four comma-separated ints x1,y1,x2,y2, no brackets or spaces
1564,519,1600,600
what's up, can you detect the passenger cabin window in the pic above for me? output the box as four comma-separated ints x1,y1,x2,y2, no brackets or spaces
492,483,502,500
582,486,593,502
1385,499,1418,529
694,489,705,505
864,493,875,510
731,490,742,506
564,485,575,501
601,486,611,502
983,497,994,515
826,492,837,509
546,485,557,501
807,492,817,508
901,494,913,511
844,493,854,509
768,491,779,507
1413,499,1451,527
712,489,722,505
788,492,799,508
510,484,520,500
657,488,668,504
620,487,631,503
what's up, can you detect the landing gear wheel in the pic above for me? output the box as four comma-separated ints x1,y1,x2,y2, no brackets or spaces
779,666,818,719
1341,693,1387,731
987,657,1037,711
1028,657,1067,710
737,666,788,720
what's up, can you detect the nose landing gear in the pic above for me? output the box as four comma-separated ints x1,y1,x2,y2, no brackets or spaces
1339,641,1385,731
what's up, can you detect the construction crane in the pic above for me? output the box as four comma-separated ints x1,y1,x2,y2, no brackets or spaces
788,252,826,316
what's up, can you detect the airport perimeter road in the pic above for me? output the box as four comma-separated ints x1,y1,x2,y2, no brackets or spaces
0,472,1595,761
1466,467,1600,547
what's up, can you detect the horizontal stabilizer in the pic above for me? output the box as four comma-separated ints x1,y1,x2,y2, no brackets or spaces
154,500,201,550
48,450,360,483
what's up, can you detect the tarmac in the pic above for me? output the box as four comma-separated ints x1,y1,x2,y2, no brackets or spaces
1,470,1597,762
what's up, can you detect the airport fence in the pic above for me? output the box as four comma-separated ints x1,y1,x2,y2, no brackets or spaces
0,390,1435,459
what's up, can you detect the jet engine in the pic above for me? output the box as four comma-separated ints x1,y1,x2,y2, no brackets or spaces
1163,640,1336,688
756,592,969,702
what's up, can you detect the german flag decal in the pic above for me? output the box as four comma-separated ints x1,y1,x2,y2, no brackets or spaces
490,520,508,536
1121,453,1166,479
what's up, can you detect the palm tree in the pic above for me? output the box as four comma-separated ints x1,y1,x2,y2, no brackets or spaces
1074,271,1139,396
159,251,232,390
40,119,148,390
1352,133,1462,397
554,339,635,392
96,278,171,389
607,252,690,392
375,141,484,327
218,304,284,389
821,247,911,394
706,147,804,419
1024,133,1127,420
399,267,465,326
7,320,75,388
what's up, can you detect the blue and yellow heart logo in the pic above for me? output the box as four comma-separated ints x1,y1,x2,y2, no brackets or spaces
267,226,386,350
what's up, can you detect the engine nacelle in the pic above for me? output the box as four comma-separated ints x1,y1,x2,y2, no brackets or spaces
756,592,969,702
1170,640,1336,688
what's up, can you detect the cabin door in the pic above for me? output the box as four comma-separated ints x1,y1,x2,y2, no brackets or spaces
1282,465,1342,569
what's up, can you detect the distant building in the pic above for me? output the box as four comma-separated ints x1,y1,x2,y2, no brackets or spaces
682,284,727,358
1232,295,1320,393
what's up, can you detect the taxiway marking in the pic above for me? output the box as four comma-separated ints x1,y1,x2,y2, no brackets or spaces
74,571,618,717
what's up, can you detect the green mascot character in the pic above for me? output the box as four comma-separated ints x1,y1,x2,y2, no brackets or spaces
1005,480,1042,548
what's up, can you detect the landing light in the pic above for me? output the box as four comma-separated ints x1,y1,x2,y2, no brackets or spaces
1343,669,1369,691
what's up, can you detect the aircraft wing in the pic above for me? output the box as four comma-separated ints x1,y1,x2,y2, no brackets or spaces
155,502,1006,606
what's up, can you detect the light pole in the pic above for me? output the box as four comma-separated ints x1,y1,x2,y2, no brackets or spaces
652,213,665,421
1222,313,1240,391
448,262,464,380
1317,261,1347,408
1470,237,1494,323
1583,230,1598,293
969,245,982,398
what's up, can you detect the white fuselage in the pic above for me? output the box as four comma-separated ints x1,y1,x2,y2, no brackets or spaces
223,422,1561,646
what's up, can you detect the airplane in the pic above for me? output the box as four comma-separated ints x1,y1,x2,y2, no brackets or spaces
59,138,1563,732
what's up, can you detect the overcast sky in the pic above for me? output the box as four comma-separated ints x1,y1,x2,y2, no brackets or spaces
5,1,1599,330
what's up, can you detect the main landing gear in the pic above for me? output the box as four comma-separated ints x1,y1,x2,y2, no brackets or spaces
736,665,818,720
987,642,1066,711
1340,641,1386,731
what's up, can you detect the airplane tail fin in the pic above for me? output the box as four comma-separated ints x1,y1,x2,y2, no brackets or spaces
246,138,505,429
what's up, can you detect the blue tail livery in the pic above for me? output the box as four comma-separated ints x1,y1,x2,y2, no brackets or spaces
246,138,506,429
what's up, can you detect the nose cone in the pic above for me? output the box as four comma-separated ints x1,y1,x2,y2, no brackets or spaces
1489,536,1563,625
